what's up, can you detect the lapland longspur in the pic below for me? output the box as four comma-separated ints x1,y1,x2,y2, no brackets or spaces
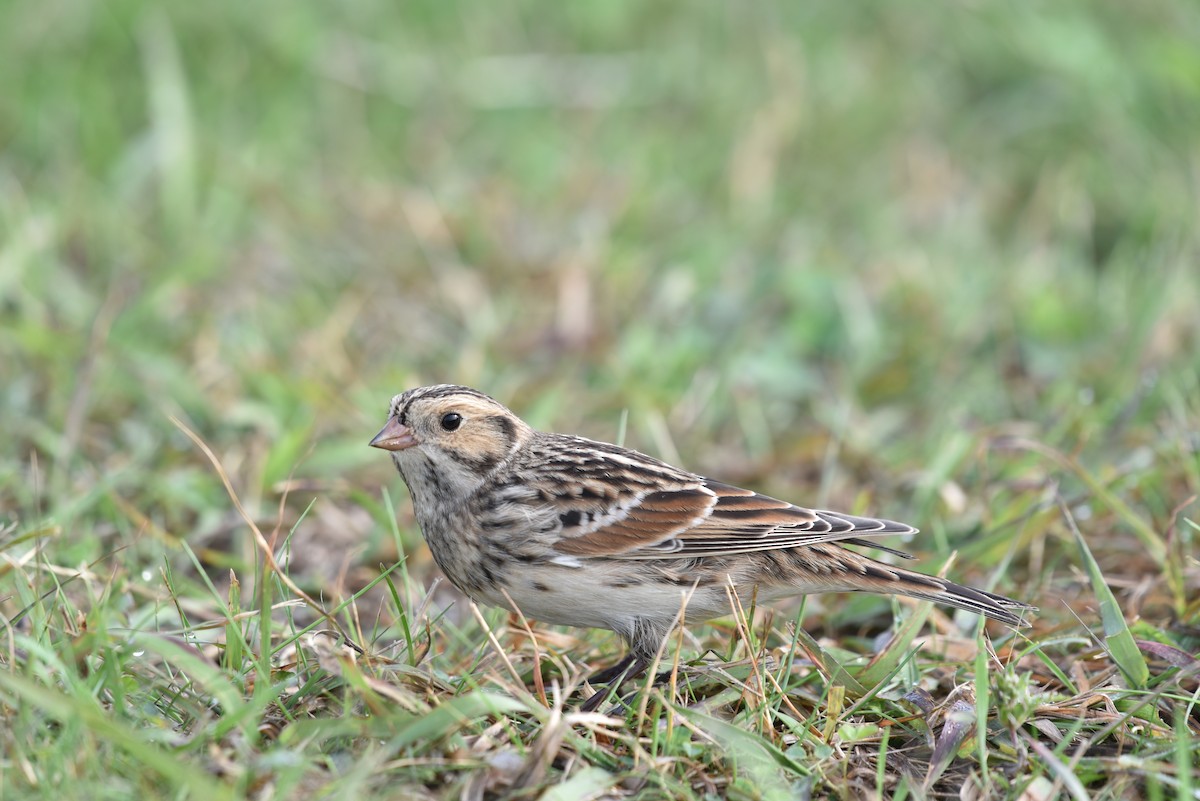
371,385,1032,707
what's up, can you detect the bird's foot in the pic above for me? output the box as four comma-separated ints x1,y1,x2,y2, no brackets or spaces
580,660,680,713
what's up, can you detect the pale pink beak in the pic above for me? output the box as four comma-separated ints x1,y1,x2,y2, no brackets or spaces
369,417,419,451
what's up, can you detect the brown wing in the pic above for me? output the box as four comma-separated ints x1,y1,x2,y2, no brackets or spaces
551,485,717,556
553,478,916,560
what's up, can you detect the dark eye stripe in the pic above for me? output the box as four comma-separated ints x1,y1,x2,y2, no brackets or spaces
488,414,516,443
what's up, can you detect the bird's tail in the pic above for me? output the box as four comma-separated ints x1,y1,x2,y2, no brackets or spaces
857,561,1034,626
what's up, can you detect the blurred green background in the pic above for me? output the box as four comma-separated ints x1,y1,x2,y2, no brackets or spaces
3,2,1200,797
2,0,1198,592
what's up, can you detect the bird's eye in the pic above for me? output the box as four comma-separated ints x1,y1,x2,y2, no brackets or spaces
440,412,463,432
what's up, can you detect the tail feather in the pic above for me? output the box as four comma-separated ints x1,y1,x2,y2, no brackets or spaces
837,554,1034,626
753,543,1034,627
883,567,1034,626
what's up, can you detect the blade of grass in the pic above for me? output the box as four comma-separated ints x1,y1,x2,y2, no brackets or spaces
170,415,362,653
1014,438,1166,564
674,704,809,799
857,600,931,688
975,626,992,796
0,669,236,800
1060,498,1149,689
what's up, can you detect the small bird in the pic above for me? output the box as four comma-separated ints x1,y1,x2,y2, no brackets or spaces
371,385,1032,707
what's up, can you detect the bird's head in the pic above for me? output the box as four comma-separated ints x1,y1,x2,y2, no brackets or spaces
370,384,532,497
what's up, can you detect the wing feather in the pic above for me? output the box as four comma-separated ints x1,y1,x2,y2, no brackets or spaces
550,471,916,560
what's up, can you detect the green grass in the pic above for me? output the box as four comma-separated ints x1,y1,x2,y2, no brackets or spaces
3,0,1200,798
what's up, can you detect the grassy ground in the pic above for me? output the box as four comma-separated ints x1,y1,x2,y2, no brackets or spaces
3,0,1199,798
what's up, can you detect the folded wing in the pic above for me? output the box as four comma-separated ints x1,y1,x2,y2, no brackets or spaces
552,478,916,560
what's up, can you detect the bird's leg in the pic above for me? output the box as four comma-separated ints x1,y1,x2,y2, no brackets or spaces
579,653,653,713
650,668,678,687
585,654,638,686
579,619,667,712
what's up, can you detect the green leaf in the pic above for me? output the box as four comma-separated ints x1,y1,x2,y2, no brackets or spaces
856,601,931,689
675,705,809,800
1068,510,1149,688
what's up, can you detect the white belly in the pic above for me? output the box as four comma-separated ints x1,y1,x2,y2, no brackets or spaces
482,562,739,633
